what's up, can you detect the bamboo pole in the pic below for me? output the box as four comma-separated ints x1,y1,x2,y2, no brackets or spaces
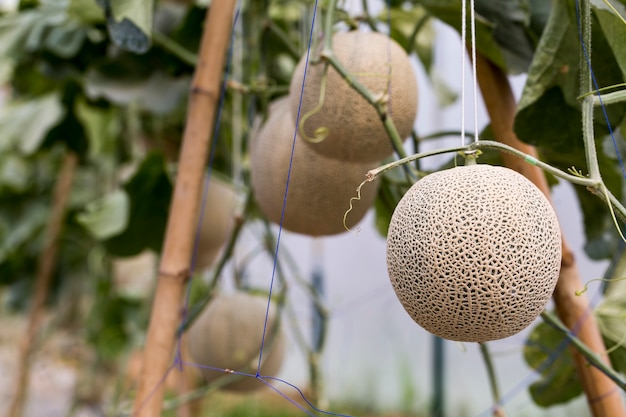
7,151,78,417
131,2,236,416
474,51,626,417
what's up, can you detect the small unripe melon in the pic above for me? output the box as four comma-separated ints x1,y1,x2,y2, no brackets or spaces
386,164,562,343
251,97,380,236
289,30,418,163
187,292,285,392
194,177,243,270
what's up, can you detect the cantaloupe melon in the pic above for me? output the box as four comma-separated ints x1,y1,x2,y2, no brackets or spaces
289,31,418,163
386,163,562,343
250,97,380,236
194,176,243,270
187,292,285,392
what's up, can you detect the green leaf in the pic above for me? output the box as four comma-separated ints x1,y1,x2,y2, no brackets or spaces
0,1,95,59
0,8,40,57
75,99,122,158
68,0,105,24
373,168,412,237
420,0,539,74
0,204,47,264
0,153,30,192
105,153,172,257
516,0,626,148
595,247,626,374
84,70,190,114
523,321,584,407
594,6,626,79
99,0,153,53
87,279,141,360
76,190,130,240
0,93,65,155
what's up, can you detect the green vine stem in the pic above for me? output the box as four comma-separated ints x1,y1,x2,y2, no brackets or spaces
152,31,197,66
591,89,626,107
265,19,300,59
353,139,626,224
541,311,626,391
479,343,508,417
360,0,378,32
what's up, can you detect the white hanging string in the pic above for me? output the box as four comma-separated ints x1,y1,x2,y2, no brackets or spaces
460,0,467,147
460,0,480,146
470,0,479,144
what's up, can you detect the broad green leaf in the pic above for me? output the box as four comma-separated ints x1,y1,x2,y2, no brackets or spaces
0,92,65,154
0,8,40,57
523,321,584,407
75,99,122,159
0,204,47,264
516,0,579,116
420,0,541,74
86,279,142,359
472,0,537,72
68,0,105,24
105,153,172,257
602,242,626,298
0,1,94,59
84,70,190,114
0,154,30,192
373,167,413,237
76,190,130,239
595,247,626,375
44,22,87,58
516,0,626,147
99,0,153,53
594,7,626,79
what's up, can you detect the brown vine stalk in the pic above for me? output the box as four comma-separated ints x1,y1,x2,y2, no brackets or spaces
131,1,236,416
7,151,78,417
474,51,625,417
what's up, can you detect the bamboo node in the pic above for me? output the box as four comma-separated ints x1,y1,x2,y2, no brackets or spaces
159,268,191,282
191,86,218,99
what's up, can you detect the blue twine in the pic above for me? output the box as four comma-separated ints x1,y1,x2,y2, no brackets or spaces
256,0,319,374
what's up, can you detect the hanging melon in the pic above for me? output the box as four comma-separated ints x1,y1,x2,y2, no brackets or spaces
187,292,285,392
386,163,562,343
194,176,243,270
289,30,418,163
250,97,380,236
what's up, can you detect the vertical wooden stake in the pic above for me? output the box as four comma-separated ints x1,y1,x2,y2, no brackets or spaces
7,151,78,417
131,2,236,416
474,52,625,417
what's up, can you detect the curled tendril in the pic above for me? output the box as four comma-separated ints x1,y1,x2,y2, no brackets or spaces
343,178,369,234
299,64,330,144
575,276,626,296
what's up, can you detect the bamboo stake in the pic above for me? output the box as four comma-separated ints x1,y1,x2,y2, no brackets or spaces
7,151,78,417
474,51,626,417
131,2,236,416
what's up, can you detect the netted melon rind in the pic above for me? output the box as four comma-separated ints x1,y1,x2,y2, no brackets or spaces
386,164,562,343
250,97,380,236
289,31,418,163
187,292,285,392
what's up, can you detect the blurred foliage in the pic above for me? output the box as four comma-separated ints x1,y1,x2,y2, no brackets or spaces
2,0,626,412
